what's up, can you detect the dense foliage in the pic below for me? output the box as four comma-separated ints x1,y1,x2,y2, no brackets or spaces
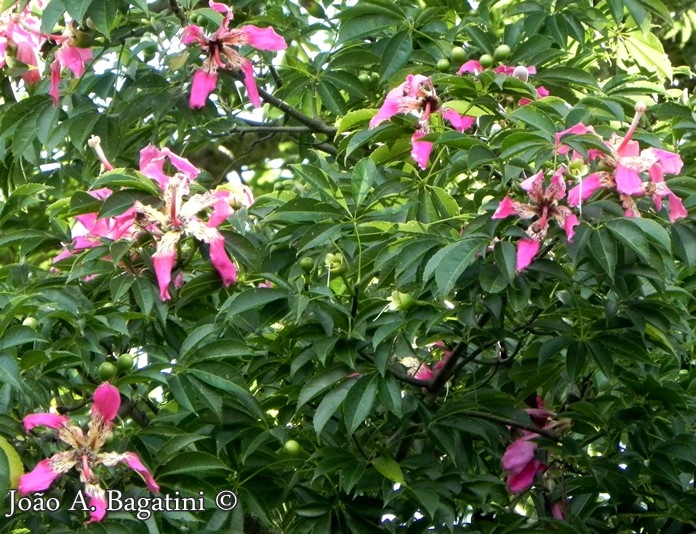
1,0,696,532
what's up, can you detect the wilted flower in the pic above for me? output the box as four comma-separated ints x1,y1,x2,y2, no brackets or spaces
48,22,92,106
0,1,46,84
370,74,475,169
493,169,579,271
19,383,159,523
182,0,287,108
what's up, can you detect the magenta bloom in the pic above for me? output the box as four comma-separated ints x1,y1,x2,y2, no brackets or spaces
133,146,249,300
183,0,287,108
493,169,579,271
502,435,546,493
49,31,92,106
370,74,474,168
19,383,159,524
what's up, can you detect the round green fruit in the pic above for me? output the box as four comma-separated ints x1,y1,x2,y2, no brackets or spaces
358,72,370,84
493,44,511,62
479,54,494,68
98,361,116,381
0,436,23,489
22,317,38,330
451,46,467,64
283,439,302,456
116,353,134,373
436,58,450,72
299,256,314,272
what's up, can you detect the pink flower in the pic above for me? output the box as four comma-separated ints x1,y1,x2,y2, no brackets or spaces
493,169,579,271
133,145,243,300
370,75,474,169
49,33,92,105
457,59,483,75
184,0,287,108
502,436,546,493
19,383,159,523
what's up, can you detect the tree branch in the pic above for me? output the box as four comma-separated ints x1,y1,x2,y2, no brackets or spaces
256,86,337,136
453,409,562,442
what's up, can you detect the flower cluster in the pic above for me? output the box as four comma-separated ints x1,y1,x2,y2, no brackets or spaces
183,0,287,108
501,397,568,520
19,383,159,523
494,102,686,271
0,2,91,105
370,74,475,169
56,139,253,301
458,61,549,105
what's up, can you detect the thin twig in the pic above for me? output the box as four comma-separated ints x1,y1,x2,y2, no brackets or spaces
256,86,337,136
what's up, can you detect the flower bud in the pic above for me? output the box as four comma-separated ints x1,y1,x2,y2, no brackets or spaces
512,65,529,83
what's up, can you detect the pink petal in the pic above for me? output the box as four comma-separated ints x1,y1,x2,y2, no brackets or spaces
140,146,199,187
441,108,475,132
507,458,545,493
23,413,69,431
0,37,7,69
209,0,231,14
614,164,642,195
411,131,433,170
520,171,544,196
567,173,603,207
240,60,261,107
494,65,515,75
516,238,540,271
457,60,483,75
563,212,579,242
242,25,287,50
208,236,237,286
189,68,218,109
124,452,160,493
208,191,233,228
153,248,176,301
550,500,566,520
616,138,640,158
369,85,405,128
492,197,517,219
182,24,206,46
91,383,121,422
646,147,683,175
555,123,593,154
49,59,61,106
56,44,92,77
668,192,688,222
536,86,549,97
502,439,537,474
414,365,433,381
18,458,64,494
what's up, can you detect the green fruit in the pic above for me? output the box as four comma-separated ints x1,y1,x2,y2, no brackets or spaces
0,436,23,489
493,44,511,62
358,72,370,84
451,46,467,63
22,317,38,330
98,361,116,381
282,439,302,456
479,54,494,68
116,353,134,373
436,58,451,72
325,253,346,274
299,256,314,272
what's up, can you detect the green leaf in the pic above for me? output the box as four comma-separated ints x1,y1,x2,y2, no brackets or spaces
606,218,650,263
188,366,265,420
0,325,44,351
298,366,348,408
352,158,377,210
337,15,399,44
97,189,150,218
313,377,356,436
336,109,376,135
619,31,672,81
534,67,600,89
379,30,413,81
378,376,403,417
493,240,517,283
372,455,405,486
40,0,66,33
509,104,557,137
65,0,93,20
219,288,287,318
589,228,617,279
317,80,347,116
92,170,161,196
343,375,378,434
159,451,230,476
179,324,219,362
85,0,118,37
566,341,587,382
157,435,209,464
423,234,488,295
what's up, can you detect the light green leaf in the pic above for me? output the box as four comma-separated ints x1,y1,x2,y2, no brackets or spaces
423,234,488,295
313,378,356,436
343,375,378,434
379,30,412,81
372,455,405,486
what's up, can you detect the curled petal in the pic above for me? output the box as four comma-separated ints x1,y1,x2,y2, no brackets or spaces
84,482,107,523
240,60,261,107
23,413,69,431
242,25,287,50
520,171,544,200
414,364,433,381
492,197,518,219
555,123,594,155
140,146,200,187
19,455,72,494
49,60,61,106
507,458,545,493
208,236,237,286
502,438,537,474
558,209,579,242
91,383,121,422
209,0,231,14
411,130,433,170
124,453,160,493
189,68,218,109
668,193,688,222
567,173,604,207
516,238,540,271
457,59,483,75
152,232,180,301
182,24,206,46
550,500,566,521
536,86,549,97
369,82,407,128
441,108,475,132
56,44,92,77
